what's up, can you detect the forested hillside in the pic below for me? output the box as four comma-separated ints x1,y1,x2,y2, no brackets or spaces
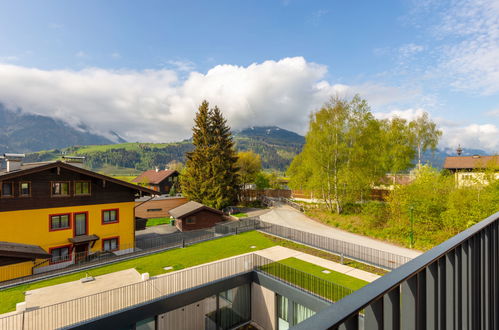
24,126,305,172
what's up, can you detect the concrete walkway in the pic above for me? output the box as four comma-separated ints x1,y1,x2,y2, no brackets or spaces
256,204,422,259
255,246,380,283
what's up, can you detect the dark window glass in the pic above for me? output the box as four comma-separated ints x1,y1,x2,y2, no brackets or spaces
103,210,118,223
50,214,70,230
103,238,118,251
20,182,30,196
51,246,70,263
52,182,69,196
75,182,90,195
1,182,13,196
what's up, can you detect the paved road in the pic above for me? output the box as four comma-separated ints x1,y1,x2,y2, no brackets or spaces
251,203,422,259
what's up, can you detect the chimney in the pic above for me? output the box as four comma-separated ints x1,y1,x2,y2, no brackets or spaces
1,153,25,172
62,156,85,168
155,167,159,172
456,145,463,156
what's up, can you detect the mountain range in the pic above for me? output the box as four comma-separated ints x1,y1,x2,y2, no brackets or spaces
0,106,490,172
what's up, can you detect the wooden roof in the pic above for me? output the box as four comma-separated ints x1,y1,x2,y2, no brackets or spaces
443,155,499,170
0,161,157,195
169,201,223,219
0,241,51,259
132,169,178,185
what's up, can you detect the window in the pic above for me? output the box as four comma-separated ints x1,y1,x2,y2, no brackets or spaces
102,237,119,252
292,302,315,325
147,208,162,212
50,245,71,264
74,181,91,196
277,295,290,330
1,182,13,197
185,217,196,224
102,209,119,224
19,182,31,196
74,212,87,236
51,182,69,196
50,214,71,231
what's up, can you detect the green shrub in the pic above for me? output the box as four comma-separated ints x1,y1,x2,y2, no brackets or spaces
362,201,388,228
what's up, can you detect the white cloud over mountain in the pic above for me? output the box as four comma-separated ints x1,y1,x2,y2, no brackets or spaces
0,57,497,152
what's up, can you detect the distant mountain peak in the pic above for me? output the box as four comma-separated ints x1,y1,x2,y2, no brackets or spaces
0,104,115,154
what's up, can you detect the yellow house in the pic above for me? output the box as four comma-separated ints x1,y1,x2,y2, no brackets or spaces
0,155,156,281
444,155,499,187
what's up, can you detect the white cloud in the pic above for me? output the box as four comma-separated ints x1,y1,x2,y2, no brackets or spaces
424,0,499,94
110,52,121,59
375,108,499,151
398,43,425,58
0,57,417,144
442,124,499,152
166,60,195,72
487,109,499,117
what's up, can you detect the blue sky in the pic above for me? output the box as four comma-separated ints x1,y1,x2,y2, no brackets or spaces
0,0,498,151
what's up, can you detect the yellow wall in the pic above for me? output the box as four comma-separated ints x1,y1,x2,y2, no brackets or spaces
0,202,135,254
0,261,33,282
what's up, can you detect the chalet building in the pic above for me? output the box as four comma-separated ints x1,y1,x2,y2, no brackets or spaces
132,168,179,194
169,201,226,231
0,154,156,281
444,154,499,187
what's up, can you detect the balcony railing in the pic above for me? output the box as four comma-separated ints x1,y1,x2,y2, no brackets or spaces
291,210,499,330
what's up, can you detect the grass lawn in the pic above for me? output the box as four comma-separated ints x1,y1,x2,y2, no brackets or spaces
259,257,367,302
278,258,368,290
146,217,171,227
0,231,277,314
260,233,387,276
232,213,248,218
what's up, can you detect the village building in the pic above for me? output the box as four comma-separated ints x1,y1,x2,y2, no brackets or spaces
132,168,179,194
0,154,156,281
169,201,226,231
444,154,499,187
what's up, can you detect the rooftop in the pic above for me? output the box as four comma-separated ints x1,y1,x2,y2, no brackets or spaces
132,169,178,185
443,155,499,169
169,200,223,219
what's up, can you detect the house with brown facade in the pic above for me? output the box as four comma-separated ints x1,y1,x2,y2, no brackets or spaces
135,195,188,219
132,168,179,194
169,201,226,231
444,155,499,186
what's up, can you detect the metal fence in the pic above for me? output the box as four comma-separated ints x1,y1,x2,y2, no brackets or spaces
0,253,262,330
0,228,228,288
0,252,361,330
253,254,353,303
215,218,410,270
292,210,499,330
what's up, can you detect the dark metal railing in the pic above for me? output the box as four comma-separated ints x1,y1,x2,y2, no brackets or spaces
291,210,499,330
215,218,411,270
254,254,353,303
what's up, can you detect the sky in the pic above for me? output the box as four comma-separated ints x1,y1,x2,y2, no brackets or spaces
0,0,498,152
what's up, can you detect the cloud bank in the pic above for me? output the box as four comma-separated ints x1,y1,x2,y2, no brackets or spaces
0,57,497,151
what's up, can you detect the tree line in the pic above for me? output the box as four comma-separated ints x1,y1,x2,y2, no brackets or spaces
287,95,442,214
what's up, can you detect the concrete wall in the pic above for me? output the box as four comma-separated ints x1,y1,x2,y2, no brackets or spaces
251,283,276,330
134,197,187,219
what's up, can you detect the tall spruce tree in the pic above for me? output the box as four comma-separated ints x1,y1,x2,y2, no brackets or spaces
181,101,239,209
210,106,239,208
181,101,213,204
